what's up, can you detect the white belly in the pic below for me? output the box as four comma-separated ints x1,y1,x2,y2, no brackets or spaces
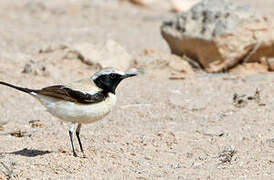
35,93,117,124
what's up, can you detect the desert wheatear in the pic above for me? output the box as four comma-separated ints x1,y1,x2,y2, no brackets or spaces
0,68,137,157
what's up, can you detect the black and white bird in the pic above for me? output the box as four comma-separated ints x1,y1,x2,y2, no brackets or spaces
0,68,137,157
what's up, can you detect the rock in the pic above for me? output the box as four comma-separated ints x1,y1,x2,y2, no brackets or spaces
233,89,261,108
69,40,133,71
10,130,29,138
39,40,132,71
21,60,49,76
129,0,155,6
134,49,193,75
70,42,101,66
22,63,32,74
161,0,274,72
169,0,201,12
229,63,268,76
218,146,237,164
100,40,133,71
265,58,274,71
168,54,193,73
29,120,44,128
39,44,68,54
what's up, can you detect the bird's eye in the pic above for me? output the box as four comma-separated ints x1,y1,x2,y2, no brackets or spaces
110,74,116,79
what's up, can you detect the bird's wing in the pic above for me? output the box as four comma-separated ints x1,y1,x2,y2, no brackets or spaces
36,85,106,104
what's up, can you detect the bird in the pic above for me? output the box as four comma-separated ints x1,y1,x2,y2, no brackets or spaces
0,68,137,157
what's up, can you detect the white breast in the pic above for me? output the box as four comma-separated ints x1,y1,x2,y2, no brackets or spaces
35,93,117,124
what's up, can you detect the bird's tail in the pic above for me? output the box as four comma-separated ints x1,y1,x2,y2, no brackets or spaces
0,81,34,94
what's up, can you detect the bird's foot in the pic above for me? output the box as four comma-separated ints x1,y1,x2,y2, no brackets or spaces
73,152,78,157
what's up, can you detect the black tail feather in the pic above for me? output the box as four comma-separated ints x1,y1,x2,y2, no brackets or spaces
0,81,34,94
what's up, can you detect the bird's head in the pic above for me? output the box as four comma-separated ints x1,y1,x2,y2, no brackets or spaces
92,68,137,94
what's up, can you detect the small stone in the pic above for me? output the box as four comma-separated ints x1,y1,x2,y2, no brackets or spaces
218,147,237,164
10,130,28,137
22,64,32,74
29,120,44,128
58,148,67,153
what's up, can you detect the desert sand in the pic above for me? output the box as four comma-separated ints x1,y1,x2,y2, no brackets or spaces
0,0,273,179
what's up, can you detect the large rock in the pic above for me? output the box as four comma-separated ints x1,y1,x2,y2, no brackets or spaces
161,0,274,72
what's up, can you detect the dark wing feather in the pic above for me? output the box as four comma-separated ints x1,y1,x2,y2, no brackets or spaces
36,85,106,104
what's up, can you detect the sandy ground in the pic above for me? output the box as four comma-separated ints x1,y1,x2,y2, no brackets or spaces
0,0,273,179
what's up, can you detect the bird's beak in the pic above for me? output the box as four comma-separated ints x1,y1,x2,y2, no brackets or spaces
122,72,137,79
122,69,138,79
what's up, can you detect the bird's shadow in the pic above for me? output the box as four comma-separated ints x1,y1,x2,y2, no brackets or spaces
8,148,51,157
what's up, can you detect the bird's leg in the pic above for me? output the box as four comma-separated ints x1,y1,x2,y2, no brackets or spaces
69,123,77,157
75,123,84,154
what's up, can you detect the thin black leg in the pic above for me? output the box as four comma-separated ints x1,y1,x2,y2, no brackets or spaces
76,124,84,153
69,130,77,157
